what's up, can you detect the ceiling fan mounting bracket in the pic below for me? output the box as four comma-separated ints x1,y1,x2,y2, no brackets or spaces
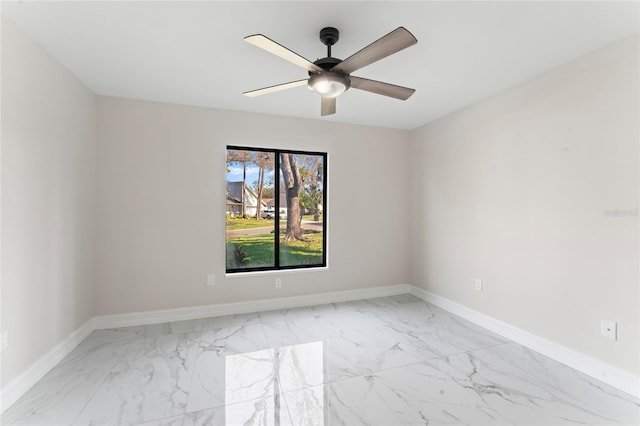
319,27,339,46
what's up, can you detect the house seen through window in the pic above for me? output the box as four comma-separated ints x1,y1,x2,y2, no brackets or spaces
226,146,327,272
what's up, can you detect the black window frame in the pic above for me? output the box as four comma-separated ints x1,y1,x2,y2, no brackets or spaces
226,145,327,273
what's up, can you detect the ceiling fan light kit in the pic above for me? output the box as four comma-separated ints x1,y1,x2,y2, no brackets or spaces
308,72,350,97
243,26,417,116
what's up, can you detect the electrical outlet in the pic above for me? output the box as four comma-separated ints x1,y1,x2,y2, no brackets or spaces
207,274,216,287
600,320,617,340
475,278,483,291
275,278,282,288
1,330,8,352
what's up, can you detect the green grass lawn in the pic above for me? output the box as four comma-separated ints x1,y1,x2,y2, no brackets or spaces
226,232,323,269
226,216,322,230
226,217,284,230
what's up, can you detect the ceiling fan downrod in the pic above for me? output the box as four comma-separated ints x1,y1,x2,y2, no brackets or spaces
319,27,339,58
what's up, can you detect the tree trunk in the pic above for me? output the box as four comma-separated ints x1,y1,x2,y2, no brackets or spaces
280,153,303,240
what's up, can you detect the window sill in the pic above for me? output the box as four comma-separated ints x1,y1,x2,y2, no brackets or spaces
225,266,328,278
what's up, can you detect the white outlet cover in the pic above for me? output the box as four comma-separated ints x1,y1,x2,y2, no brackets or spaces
475,279,483,291
600,319,617,340
207,274,216,286
0,330,7,352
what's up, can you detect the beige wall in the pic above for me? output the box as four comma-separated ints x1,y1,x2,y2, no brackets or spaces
2,10,638,396
409,35,639,374
1,16,97,387
95,97,411,315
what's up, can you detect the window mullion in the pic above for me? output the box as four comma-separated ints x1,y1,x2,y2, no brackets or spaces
274,151,280,268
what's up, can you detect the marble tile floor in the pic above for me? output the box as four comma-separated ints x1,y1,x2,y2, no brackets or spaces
2,294,638,426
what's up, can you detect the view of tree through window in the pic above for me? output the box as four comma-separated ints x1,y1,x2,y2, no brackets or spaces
226,146,326,272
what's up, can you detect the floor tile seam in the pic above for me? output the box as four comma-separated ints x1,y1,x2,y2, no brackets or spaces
369,377,415,426
185,326,206,390
274,347,498,393
184,321,283,415
412,342,513,366
463,342,639,413
272,356,411,425
200,318,263,334
257,316,282,368
435,312,509,341
274,383,296,426
257,334,514,392
274,359,429,394
428,343,631,420
466,341,514,355
257,313,293,421
1,336,140,425
199,320,265,345
170,324,208,335
260,318,304,426
258,316,292,351
55,335,136,369
130,412,186,426
205,390,297,423
184,404,217,418
183,327,214,412
139,325,207,340
258,314,318,327
68,336,142,426
257,317,274,356
272,363,429,425
183,387,289,418
199,322,241,334
259,312,337,421
185,318,282,414
359,351,586,426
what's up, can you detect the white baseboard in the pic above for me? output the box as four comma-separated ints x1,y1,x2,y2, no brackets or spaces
0,318,96,414
93,284,411,329
1,283,410,414
409,285,640,399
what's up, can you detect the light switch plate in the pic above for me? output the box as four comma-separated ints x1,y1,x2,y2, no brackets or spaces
207,274,216,287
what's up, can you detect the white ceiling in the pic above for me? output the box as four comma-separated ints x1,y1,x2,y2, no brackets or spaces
2,1,638,130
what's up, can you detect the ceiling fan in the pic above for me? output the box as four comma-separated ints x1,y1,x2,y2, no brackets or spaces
243,27,418,116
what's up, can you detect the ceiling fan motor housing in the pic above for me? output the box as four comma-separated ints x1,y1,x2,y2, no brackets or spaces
310,30,350,97
311,56,342,72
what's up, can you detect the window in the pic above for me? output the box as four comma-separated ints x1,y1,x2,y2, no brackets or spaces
226,146,327,273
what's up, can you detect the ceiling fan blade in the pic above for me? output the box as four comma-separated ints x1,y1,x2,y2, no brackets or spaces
331,27,417,75
243,79,308,97
245,34,323,73
321,97,336,116
350,76,415,100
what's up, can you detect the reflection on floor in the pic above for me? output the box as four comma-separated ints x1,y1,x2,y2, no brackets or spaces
2,294,639,425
